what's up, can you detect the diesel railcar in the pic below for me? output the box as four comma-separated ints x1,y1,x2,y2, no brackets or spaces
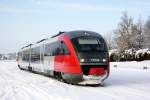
17,30,109,85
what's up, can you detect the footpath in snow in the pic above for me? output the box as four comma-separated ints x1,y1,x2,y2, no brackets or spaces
0,60,150,100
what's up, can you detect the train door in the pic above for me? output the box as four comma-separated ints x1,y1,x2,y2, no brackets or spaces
54,41,71,72
54,41,65,68
21,49,30,69
43,42,55,75
30,46,41,72
40,44,44,73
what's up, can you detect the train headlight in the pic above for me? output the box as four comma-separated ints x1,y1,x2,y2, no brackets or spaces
80,59,85,62
102,58,106,62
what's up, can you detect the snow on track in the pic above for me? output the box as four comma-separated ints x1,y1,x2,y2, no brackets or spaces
0,60,150,100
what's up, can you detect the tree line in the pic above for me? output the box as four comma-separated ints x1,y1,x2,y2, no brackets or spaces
107,12,150,61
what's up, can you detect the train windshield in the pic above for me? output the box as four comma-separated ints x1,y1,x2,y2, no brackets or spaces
71,37,107,53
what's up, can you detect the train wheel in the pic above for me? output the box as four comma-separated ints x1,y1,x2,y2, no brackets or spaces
54,72,62,81
18,65,23,70
60,72,68,83
28,66,32,72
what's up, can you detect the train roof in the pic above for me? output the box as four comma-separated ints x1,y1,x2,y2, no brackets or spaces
66,30,103,39
21,44,33,49
50,30,103,39
21,30,103,50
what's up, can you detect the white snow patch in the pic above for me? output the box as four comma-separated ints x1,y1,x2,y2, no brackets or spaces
135,48,149,56
125,48,135,55
147,51,150,54
0,60,150,100
111,60,150,70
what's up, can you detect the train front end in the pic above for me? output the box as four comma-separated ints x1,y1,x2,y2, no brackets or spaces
64,31,109,85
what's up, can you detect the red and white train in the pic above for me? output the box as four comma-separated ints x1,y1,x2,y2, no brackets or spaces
17,30,109,85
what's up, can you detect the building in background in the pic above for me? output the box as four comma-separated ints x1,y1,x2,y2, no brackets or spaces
0,53,17,60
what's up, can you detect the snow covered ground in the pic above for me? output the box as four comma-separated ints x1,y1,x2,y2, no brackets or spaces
111,60,150,70
0,60,150,100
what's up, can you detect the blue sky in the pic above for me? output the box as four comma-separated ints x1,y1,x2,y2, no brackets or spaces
0,0,150,53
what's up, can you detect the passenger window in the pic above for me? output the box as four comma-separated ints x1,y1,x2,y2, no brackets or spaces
22,50,30,61
60,41,70,55
45,42,58,56
31,46,40,62
44,41,70,56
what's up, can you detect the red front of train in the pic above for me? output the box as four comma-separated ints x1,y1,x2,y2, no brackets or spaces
54,31,109,84
18,30,109,85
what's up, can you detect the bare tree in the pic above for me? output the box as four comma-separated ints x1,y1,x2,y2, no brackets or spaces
144,16,150,48
114,12,134,51
135,17,144,49
130,17,144,49
103,32,116,50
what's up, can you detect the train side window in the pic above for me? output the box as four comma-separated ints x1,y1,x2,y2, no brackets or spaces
44,41,70,56
45,43,54,56
52,42,59,55
22,50,30,62
60,41,70,55
17,52,22,60
31,46,40,62
21,51,24,60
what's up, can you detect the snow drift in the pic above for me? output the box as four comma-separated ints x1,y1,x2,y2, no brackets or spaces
0,60,150,100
